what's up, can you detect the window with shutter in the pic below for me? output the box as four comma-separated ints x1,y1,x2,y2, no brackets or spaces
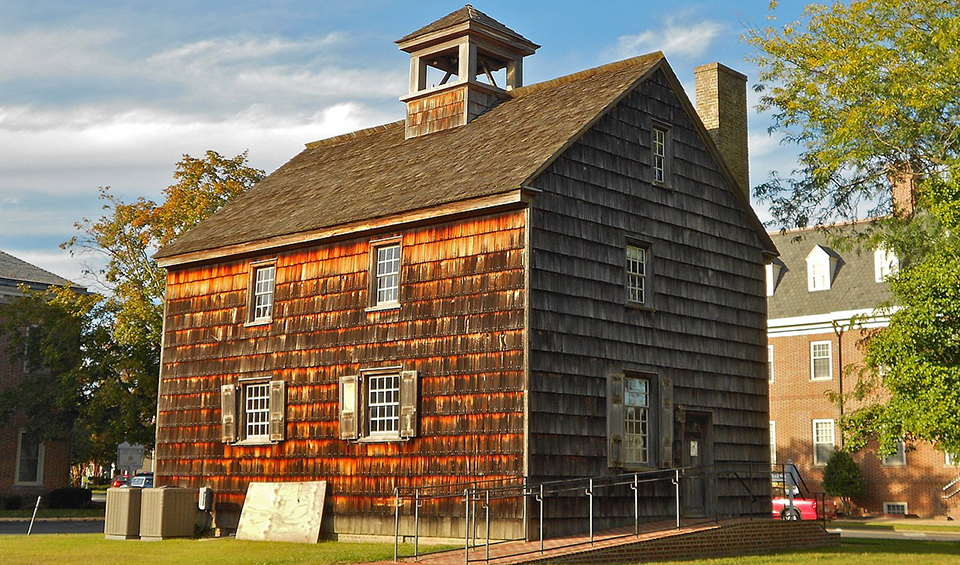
221,384,238,444
399,371,418,438
269,380,286,442
341,368,419,442
658,375,673,468
339,375,359,440
607,374,624,468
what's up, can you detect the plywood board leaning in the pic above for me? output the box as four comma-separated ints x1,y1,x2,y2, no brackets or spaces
236,481,327,543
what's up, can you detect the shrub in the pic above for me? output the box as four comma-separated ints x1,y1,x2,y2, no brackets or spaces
46,487,92,509
2,495,23,510
823,450,866,513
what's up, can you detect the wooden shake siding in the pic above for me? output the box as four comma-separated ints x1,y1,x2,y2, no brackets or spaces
156,210,527,534
527,70,768,518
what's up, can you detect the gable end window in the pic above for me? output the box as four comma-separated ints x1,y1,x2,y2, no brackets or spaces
626,244,649,305
810,341,832,381
369,239,401,309
652,125,669,185
220,379,286,444
246,260,277,324
339,369,419,442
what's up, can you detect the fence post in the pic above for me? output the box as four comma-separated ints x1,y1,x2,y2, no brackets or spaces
674,469,680,529
394,488,400,562
538,484,544,555
587,478,594,545
632,474,639,536
485,489,491,564
464,489,470,565
414,488,420,560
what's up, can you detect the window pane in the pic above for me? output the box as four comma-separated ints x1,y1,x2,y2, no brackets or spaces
624,377,649,464
17,431,41,483
253,265,276,321
653,128,665,183
368,373,400,434
245,383,271,438
376,245,400,304
626,245,646,304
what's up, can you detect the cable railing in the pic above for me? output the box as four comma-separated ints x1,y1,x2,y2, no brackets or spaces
392,462,777,563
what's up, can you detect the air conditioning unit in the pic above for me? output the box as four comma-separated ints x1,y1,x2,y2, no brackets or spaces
139,487,197,540
104,487,142,540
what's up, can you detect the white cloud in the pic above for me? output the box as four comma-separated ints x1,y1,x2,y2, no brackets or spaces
0,28,123,80
148,33,345,66
612,19,726,60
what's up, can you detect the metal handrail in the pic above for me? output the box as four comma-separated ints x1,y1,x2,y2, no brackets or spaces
942,474,960,499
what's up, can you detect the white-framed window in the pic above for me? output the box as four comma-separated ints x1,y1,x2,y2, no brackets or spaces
652,127,667,184
947,452,959,466
15,429,44,485
768,344,775,383
806,245,836,292
883,502,908,515
626,245,647,305
623,376,650,465
770,420,777,464
875,247,899,282
810,341,833,380
243,382,271,441
374,243,401,306
813,419,835,466
808,261,829,291
247,260,277,324
882,440,907,466
367,373,400,436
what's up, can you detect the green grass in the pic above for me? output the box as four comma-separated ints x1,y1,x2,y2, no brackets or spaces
0,508,105,519
0,535,449,565
829,520,960,534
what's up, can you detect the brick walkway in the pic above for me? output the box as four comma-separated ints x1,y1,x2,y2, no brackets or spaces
375,518,736,565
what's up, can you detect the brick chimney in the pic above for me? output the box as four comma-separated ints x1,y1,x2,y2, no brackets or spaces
694,62,749,199
395,5,539,139
889,164,916,217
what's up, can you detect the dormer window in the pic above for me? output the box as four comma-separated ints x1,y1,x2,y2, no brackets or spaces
765,259,784,296
875,247,899,282
805,245,838,292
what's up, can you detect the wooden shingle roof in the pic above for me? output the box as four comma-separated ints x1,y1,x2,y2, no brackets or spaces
396,5,536,48
0,249,83,292
156,52,776,263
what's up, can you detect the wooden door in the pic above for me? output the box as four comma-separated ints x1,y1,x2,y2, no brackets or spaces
682,413,710,517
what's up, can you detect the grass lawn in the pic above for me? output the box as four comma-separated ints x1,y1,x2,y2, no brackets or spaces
0,534,447,565
648,538,960,565
829,520,960,534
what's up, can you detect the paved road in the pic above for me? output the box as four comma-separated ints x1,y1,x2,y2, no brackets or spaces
0,520,104,535
830,527,960,542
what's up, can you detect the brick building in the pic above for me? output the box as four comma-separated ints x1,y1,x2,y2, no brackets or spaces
0,250,82,501
767,228,960,517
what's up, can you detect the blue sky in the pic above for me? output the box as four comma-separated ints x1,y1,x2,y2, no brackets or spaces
0,0,808,287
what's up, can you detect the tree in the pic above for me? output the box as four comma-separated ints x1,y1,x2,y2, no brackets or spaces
748,1,960,456
822,450,866,514
747,0,960,228
0,151,264,465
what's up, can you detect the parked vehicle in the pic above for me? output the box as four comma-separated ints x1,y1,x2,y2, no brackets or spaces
127,473,154,488
772,496,835,520
111,475,128,488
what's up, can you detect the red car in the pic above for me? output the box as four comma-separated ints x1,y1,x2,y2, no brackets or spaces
111,474,129,488
772,497,835,520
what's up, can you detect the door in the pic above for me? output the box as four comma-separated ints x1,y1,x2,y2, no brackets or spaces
682,413,711,517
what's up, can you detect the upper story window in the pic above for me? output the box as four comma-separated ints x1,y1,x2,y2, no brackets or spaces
247,260,277,324
805,245,837,292
882,440,907,466
810,340,833,380
372,241,401,307
652,126,669,185
766,259,784,296
626,244,648,305
875,247,899,282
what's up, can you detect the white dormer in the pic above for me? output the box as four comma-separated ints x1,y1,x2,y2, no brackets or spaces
875,246,899,282
806,245,838,292
766,258,785,296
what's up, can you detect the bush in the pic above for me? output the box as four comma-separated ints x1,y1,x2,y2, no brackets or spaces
46,487,92,509
2,495,23,510
823,450,866,512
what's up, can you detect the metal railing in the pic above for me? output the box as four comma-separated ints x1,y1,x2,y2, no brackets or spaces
392,462,775,563
942,474,960,500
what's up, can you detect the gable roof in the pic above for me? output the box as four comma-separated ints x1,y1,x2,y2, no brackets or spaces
0,250,81,291
156,53,776,264
396,5,537,49
767,227,891,319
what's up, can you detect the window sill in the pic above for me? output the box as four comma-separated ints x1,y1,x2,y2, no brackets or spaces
356,435,406,443
244,319,272,328
810,377,833,382
625,302,657,312
652,180,670,189
365,303,400,313
233,438,277,446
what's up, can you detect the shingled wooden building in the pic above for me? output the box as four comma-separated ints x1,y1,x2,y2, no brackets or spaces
153,6,778,537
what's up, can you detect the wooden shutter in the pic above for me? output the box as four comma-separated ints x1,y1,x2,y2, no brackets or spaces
269,380,286,442
607,374,624,468
399,370,419,439
339,375,359,440
659,375,674,468
221,384,237,444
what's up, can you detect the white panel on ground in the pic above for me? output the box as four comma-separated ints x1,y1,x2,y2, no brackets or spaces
235,481,327,543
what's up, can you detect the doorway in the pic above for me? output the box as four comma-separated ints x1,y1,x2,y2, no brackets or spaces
681,411,712,517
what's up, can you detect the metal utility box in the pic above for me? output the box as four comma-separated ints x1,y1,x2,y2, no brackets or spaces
104,487,142,540
139,487,196,540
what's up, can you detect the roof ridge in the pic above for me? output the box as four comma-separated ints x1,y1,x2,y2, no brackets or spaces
767,217,878,236
507,52,664,98
305,121,404,149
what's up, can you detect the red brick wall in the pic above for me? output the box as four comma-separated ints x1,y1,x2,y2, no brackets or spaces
769,329,960,517
538,521,839,564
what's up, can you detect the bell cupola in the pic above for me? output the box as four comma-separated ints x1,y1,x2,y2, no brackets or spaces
396,5,539,139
